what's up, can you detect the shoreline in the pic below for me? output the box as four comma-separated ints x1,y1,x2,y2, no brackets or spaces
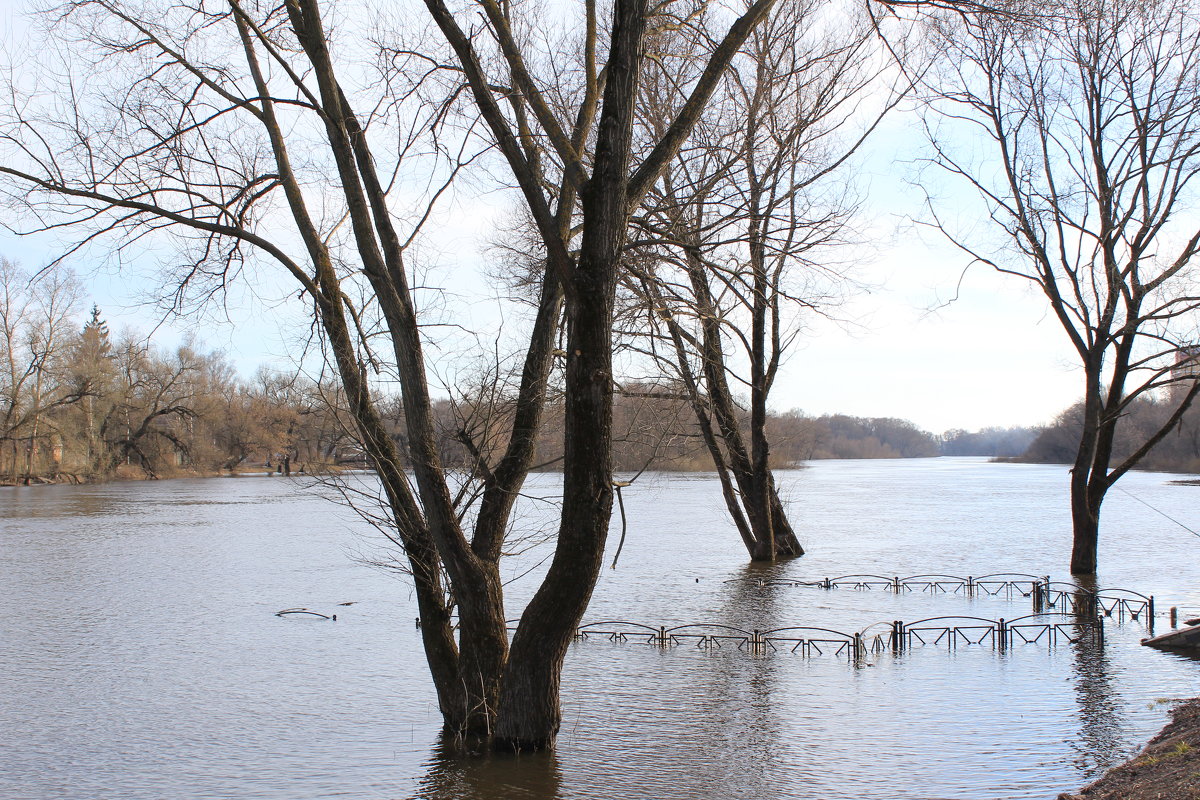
0,464,342,488
1058,697,1200,799
4,456,1198,489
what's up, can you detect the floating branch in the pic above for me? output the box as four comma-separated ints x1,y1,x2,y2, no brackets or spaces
275,608,337,620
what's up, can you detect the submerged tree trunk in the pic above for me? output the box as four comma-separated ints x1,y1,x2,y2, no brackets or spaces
1068,382,1100,575
1070,481,1101,575
494,0,645,749
751,478,802,559
687,381,802,561
652,250,804,562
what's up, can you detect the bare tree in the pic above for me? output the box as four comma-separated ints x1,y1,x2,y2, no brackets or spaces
98,335,223,477
622,0,895,559
421,0,781,746
919,0,1200,573
1,0,778,750
0,257,36,478
0,258,83,481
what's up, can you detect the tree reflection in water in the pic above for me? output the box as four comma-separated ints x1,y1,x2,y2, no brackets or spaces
1069,575,1126,779
415,729,563,799
685,561,794,793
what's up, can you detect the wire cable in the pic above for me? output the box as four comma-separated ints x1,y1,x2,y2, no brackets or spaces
1117,485,1200,539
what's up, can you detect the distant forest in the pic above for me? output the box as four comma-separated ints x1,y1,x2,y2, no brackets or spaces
2,295,1043,483
1017,398,1200,475
6,288,1200,483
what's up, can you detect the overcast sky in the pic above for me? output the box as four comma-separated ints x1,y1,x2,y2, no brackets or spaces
0,1,1084,436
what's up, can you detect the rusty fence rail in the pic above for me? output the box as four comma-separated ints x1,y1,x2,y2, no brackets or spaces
485,574,1158,659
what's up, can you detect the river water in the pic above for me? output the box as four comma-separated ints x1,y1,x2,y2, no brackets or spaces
2,458,1199,799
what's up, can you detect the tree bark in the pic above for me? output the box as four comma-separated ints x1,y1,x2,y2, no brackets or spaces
493,0,646,749
1069,477,1100,576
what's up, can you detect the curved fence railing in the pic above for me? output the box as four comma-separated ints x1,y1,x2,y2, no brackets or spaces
553,570,1161,659
1038,583,1154,621
557,610,1108,659
725,572,1155,621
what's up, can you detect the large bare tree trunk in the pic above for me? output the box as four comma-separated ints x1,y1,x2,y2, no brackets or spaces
494,0,645,748
1069,480,1100,575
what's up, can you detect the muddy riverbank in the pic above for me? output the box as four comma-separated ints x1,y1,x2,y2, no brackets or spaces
1059,697,1200,800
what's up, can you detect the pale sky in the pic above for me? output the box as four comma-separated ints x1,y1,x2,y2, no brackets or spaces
773,113,1083,433
0,1,1084,436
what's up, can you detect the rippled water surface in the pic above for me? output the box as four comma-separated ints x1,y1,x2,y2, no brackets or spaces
2,459,1199,799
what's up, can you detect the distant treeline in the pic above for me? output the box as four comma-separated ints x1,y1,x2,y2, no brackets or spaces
2,297,1041,482
1,303,359,485
759,415,1034,463
0,288,1055,484
9,266,1195,481
1,259,362,483
526,401,1038,470
1017,398,1200,474
450,400,962,473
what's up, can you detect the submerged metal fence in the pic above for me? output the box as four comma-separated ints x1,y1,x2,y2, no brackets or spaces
732,573,1154,622
563,611,1105,659
547,572,1158,659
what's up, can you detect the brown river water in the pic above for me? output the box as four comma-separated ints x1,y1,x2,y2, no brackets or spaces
2,458,1199,799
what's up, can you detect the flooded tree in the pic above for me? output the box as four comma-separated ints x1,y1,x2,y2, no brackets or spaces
918,0,1200,573
0,0,778,750
621,0,899,560
421,0,780,746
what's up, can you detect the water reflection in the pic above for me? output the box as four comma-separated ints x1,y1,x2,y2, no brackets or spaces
697,562,790,794
1068,576,1125,778
0,483,123,522
415,731,562,799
